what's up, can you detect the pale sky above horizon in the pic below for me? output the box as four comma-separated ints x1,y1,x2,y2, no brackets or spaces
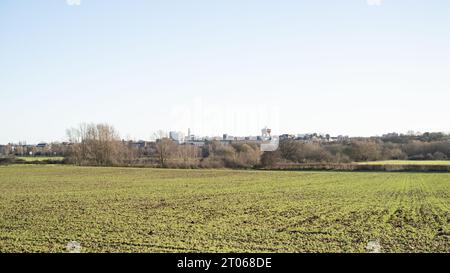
1,0,450,144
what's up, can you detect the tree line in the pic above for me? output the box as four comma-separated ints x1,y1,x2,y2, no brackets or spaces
62,124,450,168
65,123,261,168
261,138,450,168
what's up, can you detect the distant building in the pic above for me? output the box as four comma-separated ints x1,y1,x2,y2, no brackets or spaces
279,134,295,141
36,142,48,149
169,131,184,144
185,128,195,142
261,127,272,141
186,140,205,147
222,134,235,141
0,145,7,156
383,132,399,138
127,140,147,149
260,127,279,152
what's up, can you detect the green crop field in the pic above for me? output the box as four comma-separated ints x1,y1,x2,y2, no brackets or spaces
357,160,450,166
0,165,448,253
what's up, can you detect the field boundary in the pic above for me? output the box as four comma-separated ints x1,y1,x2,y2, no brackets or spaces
267,163,450,173
3,157,450,172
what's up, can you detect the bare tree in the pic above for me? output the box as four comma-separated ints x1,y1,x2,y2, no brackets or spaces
66,123,137,166
155,138,176,167
176,145,201,166
153,130,176,167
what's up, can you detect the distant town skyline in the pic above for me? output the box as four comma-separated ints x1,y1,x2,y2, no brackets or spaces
1,1,450,144
1,126,448,145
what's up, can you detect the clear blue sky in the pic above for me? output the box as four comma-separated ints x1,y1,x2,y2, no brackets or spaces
1,0,449,143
